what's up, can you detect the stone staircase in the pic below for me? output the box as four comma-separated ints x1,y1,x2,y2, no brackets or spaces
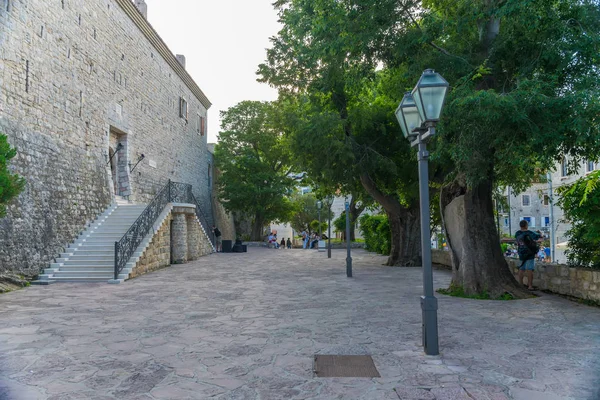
39,198,147,283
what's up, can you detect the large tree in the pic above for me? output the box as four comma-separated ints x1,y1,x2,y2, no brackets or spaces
401,0,600,297
259,3,427,266
214,101,296,240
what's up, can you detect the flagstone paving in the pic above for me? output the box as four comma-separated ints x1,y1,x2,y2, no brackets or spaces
0,248,599,400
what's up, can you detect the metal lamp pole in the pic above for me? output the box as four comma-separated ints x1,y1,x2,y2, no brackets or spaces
345,198,352,277
317,200,322,238
396,69,449,356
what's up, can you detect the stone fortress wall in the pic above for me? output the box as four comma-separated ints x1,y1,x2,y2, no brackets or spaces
0,0,214,275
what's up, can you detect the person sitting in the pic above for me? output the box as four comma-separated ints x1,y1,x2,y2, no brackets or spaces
310,234,319,249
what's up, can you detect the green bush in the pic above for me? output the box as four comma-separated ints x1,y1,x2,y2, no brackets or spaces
0,133,25,216
557,171,600,269
359,214,391,255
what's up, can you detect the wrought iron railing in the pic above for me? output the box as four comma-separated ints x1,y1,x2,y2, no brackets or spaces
114,180,214,280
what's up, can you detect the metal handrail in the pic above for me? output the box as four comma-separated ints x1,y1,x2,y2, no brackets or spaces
113,180,214,280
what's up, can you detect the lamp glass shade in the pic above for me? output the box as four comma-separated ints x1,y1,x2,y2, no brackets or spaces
316,200,322,210
412,69,449,122
396,92,422,139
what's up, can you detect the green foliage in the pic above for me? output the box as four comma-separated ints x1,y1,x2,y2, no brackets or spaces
0,134,25,217
556,171,600,269
500,243,509,254
437,285,515,301
359,214,391,256
309,219,327,234
214,101,296,233
333,211,357,235
288,192,332,234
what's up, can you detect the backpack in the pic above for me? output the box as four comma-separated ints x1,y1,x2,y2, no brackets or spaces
521,233,539,259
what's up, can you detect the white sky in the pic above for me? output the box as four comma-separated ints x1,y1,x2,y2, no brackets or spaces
143,0,281,143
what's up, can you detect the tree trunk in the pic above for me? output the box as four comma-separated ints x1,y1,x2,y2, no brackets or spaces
386,205,422,266
250,213,265,241
349,196,365,242
360,173,422,266
440,180,532,298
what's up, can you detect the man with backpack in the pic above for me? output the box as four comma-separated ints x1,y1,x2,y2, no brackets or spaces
515,220,541,290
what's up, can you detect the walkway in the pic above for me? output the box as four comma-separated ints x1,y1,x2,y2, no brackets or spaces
0,249,598,399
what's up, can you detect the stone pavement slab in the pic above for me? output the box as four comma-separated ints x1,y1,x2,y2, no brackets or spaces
0,248,599,399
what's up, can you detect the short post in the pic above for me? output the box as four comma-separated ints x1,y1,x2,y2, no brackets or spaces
328,205,332,258
345,199,352,277
114,242,119,280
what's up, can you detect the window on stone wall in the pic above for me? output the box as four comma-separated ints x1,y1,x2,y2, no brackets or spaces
196,114,201,133
543,195,549,206
201,116,205,136
179,97,188,121
561,157,568,177
521,194,530,207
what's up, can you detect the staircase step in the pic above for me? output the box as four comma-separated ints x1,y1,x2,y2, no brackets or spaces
63,260,113,266
50,276,112,282
52,271,113,278
55,266,114,272
67,255,113,261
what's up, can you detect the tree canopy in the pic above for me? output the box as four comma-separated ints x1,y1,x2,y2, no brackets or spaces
214,101,296,240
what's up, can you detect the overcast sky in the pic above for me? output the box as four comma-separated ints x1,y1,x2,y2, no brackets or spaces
143,0,281,143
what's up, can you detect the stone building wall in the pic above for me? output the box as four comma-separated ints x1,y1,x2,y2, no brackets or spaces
0,0,213,274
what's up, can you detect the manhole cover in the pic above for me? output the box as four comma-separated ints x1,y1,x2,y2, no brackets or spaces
313,355,381,378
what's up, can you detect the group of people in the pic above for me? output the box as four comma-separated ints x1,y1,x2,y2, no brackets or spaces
300,231,328,249
267,233,292,249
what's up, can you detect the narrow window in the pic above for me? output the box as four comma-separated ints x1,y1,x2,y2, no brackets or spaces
25,60,30,93
503,218,509,227
196,114,201,133
200,116,205,136
39,26,44,38
544,217,550,227
179,97,188,121
208,164,211,187
521,194,530,207
543,195,549,206
5,0,10,12
586,160,595,172
62,0,65,9
78,14,81,25
93,28,97,40
561,158,568,177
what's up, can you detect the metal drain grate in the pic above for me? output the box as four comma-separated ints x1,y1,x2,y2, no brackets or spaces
313,355,381,378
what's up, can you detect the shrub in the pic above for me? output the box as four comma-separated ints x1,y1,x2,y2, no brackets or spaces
556,170,600,269
359,214,391,255
0,134,25,216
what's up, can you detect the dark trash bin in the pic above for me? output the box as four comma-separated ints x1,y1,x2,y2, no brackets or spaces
222,240,233,253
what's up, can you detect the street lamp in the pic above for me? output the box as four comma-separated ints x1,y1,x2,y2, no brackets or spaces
345,197,352,278
396,69,449,356
325,195,334,258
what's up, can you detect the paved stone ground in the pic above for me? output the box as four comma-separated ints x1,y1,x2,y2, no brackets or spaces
1,249,599,400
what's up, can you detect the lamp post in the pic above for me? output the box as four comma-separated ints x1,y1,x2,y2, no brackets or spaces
325,195,334,258
345,197,352,277
395,68,449,356
317,200,323,238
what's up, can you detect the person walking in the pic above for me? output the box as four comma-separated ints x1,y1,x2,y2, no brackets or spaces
286,238,292,249
515,220,541,290
212,225,222,252
280,237,286,249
